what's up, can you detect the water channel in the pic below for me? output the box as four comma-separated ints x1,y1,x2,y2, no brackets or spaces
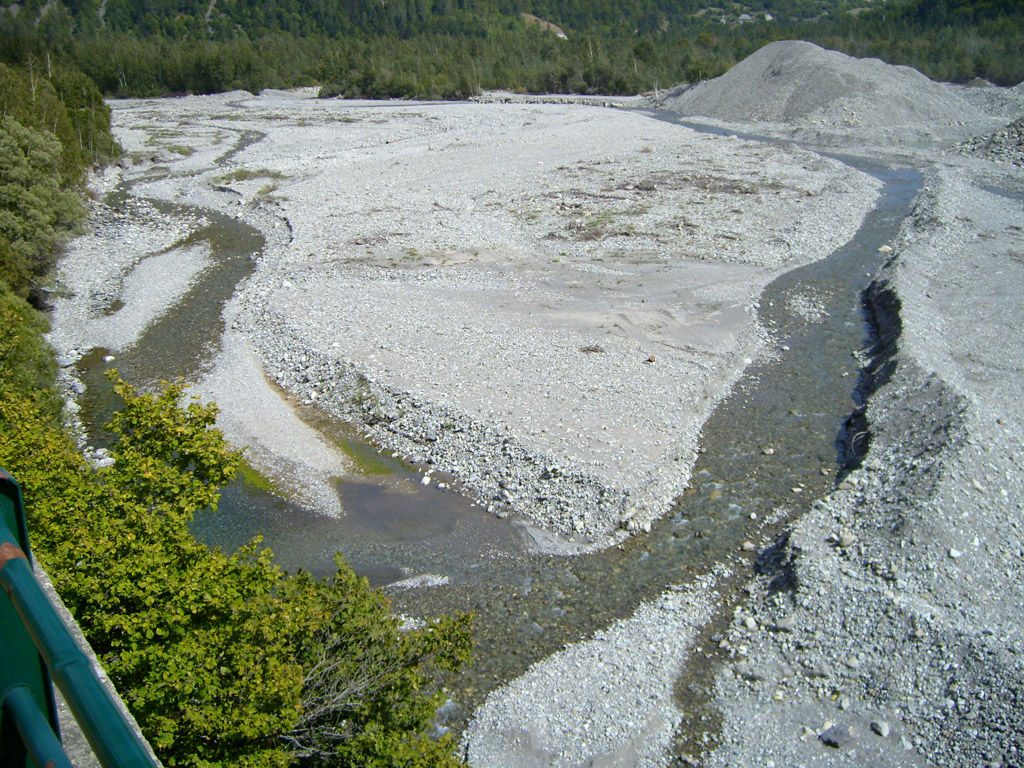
72,109,921,738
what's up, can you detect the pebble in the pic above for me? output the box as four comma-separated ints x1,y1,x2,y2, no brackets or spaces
818,723,856,748
774,616,796,632
948,547,963,559
838,531,856,548
741,540,757,552
871,720,891,738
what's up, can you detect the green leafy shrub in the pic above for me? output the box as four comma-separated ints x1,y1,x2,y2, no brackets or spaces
0,368,471,767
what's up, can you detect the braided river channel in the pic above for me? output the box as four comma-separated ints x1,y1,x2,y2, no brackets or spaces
72,109,921,739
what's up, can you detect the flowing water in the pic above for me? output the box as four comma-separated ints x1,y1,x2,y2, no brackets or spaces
73,110,921,732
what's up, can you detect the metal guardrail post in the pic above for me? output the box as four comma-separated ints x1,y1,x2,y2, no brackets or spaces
1,467,60,768
1,469,161,768
3,684,73,768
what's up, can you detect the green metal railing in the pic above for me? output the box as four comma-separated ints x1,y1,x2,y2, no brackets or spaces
1,468,161,768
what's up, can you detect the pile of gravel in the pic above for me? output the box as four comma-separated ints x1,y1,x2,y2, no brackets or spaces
951,115,1024,167
662,41,984,139
957,80,1024,119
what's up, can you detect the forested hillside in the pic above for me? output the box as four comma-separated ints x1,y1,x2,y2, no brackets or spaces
2,0,1022,98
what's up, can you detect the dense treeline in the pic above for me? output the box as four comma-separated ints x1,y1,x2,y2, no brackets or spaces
3,0,1022,99
0,60,116,305
3,0,1023,99
0,55,472,767
782,0,1024,87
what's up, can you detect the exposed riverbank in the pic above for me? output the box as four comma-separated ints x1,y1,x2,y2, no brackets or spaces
48,41,1024,768
52,91,883,554
655,43,1024,768
698,160,1024,768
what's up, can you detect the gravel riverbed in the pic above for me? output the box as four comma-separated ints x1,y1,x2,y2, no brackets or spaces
48,41,1024,768
54,87,881,552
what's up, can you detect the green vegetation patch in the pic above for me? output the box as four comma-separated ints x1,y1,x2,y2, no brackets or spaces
336,437,397,477
235,455,279,493
218,167,286,183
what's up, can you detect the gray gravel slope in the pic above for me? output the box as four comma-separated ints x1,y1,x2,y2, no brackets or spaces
700,163,1024,768
661,40,1002,146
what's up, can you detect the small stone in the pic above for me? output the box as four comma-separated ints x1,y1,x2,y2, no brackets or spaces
744,616,758,631
878,244,893,254
741,540,757,552
838,532,856,548
762,446,775,455
800,725,817,741
646,355,656,363
819,723,856,748
871,720,891,738
948,547,963,559
420,475,431,486
774,616,796,632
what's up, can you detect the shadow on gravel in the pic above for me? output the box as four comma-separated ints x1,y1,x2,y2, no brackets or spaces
837,273,904,474
755,532,799,597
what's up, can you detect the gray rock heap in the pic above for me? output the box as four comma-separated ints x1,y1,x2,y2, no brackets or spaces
952,115,1024,167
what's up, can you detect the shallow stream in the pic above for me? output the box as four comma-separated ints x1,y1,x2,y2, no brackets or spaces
73,111,921,735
